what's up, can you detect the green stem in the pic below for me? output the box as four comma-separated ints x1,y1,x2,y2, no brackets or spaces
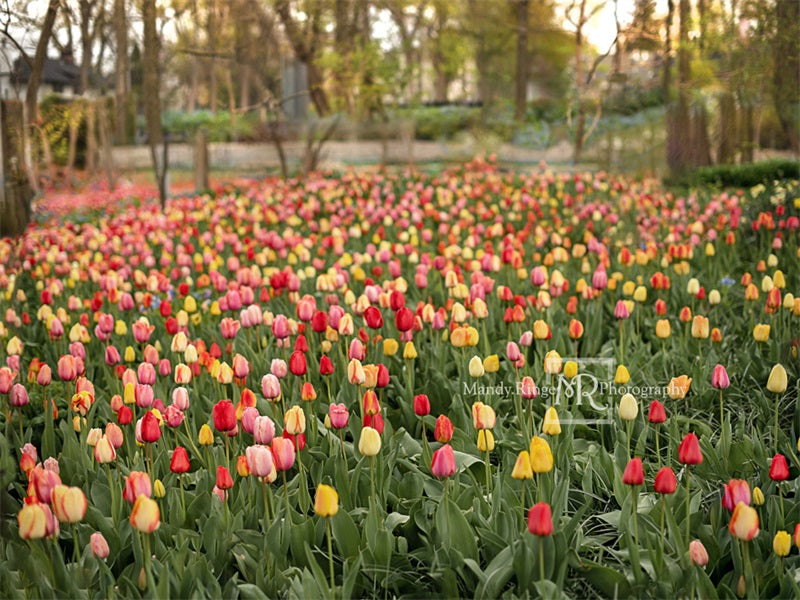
142,533,155,598
326,517,335,592
539,536,545,582
774,392,780,454
105,463,117,526
282,470,290,519
370,456,376,507
262,479,270,530
485,448,492,495
655,425,661,468
179,475,186,523
520,480,527,528
685,467,691,551
779,482,785,525
71,523,80,565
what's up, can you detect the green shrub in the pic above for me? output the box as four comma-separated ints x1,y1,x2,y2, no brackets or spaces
666,159,800,188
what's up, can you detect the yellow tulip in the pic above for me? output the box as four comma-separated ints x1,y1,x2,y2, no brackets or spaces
529,436,553,474
767,364,788,394
542,406,561,435
314,484,339,517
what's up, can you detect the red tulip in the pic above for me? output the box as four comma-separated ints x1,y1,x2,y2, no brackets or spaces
289,351,307,376
212,400,236,432
395,307,414,332
216,466,233,490
319,355,334,376
117,405,133,425
123,471,151,503
770,454,790,481
311,310,328,333
414,394,430,417
363,412,385,434
527,502,553,536
430,444,456,478
654,467,677,494
376,364,390,388
622,458,644,486
362,390,380,415
364,306,383,329
140,410,161,443
678,433,703,465
648,400,666,424
170,447,191,474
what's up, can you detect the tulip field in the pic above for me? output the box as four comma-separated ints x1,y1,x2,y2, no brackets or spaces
1,158,800,599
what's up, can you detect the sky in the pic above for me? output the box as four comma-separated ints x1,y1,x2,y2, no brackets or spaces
563,0,669,50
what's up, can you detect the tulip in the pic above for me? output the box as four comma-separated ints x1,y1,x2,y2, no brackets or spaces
622,458,644,486
563,361,578,379
767,364,788,394
431,444,456,478
529,436,553,474
271,437,296,471
51,485,87,523
94,436,116,464
722,479,751,512
527,502,553,537
414,394,430,417
678,433,703,465
667,375,691,400
542,406,561,435
794,523,800,548
246,445,274,478
140,410,161,443
655,319,671,339
689,540,709,567
753,323,771,342
477,429,495,452
729,502,759,541
18,502,49,539
691,315,709,339
543,350,562,374
752,486,764,506
654,467,677,494
434,415,454,443
198,424,214,446
130,495,160,533
358,426,381,456
313,484,339,518
213,400,236,432
170,447,191,474
614,365,630,385
648,400,666,423
284,405,306,435
774,530,791,557
471,402,496,430
769,453,789,481
328,404,349,430
123,472,152,503
512,451,533,480
216,466,233,491
90,532,110,559
362,390,380,416
30,466,61,504
520,377,538,399
618,393,638,421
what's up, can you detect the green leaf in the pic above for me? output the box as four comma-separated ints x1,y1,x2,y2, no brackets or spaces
435,498,478,560
384,512,410,533
331,510,361,559
576,560,633,598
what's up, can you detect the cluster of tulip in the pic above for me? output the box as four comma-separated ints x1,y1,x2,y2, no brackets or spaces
0,161,798,598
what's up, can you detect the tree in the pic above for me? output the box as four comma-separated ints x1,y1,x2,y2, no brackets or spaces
142,0,166,208
114,0,129,143
772,0,799,152
513,0,529,121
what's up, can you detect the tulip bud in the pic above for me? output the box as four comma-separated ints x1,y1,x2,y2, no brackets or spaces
618,393,638,421
667,375,692,400
358,426,382,456
153,479,165,498
90,532,110,559
622,457,644,486
527,502,553,536
434,415,454,443
678,433,703,465
284,405,306,435
130,495,160,533
542,406,561,435
94,436,117,464
654,467,677,494
614,365,630,385
563,361,578,379
689,540,709,566
529,436,553,473
769,453,789,481
314,484,339,517
512,451,533,480
431,444,457,478
413,394,430,417
477,429,495,452
198,424,214,446
752,486,764,506
766,364,788,394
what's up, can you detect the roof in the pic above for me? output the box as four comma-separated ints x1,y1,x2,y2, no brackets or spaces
11,56,81,88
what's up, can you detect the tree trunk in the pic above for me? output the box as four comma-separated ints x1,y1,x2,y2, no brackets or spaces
740,103,754,162
668,0,692,173
66,101,82,176
664,0,679,171
86,102,97,173
194,129,209,191
114,0,129,143
717,91,737,164
0,101,32,237
143,0,166,209
79,0,94,94
24,0,60,195
572,0,586,163
514,0,529,121
97,100,116,189
772,0,799,153
208,0,218,113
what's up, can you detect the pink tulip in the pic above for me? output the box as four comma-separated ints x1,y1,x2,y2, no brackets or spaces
245,445,274,478
711,364,730,389
329,403,349,429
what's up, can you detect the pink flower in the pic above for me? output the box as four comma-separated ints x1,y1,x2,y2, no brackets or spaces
711,364,730,389
329,403,349,429
431,444,456,478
